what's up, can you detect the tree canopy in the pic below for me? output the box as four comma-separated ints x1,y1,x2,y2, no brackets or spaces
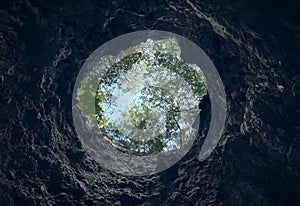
77,38,207,154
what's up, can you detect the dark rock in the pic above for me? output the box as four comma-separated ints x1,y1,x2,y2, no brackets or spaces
0,0,299,205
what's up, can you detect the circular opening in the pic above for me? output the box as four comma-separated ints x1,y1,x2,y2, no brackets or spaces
77,38,207,155
72,30,226,176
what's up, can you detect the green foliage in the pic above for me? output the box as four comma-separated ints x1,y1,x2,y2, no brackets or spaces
154,52,207,97
76,75,98,121
77,40,207,155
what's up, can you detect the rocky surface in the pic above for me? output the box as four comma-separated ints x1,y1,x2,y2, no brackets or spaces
0,0,299,205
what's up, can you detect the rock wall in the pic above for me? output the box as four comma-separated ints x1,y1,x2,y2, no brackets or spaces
0,0,299,205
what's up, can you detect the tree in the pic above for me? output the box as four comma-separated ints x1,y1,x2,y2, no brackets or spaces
77,38,207,154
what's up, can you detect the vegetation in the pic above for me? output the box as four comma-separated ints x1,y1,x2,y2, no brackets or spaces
77,38,207,154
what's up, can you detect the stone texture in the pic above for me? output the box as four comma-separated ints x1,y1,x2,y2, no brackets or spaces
0,0,299,205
